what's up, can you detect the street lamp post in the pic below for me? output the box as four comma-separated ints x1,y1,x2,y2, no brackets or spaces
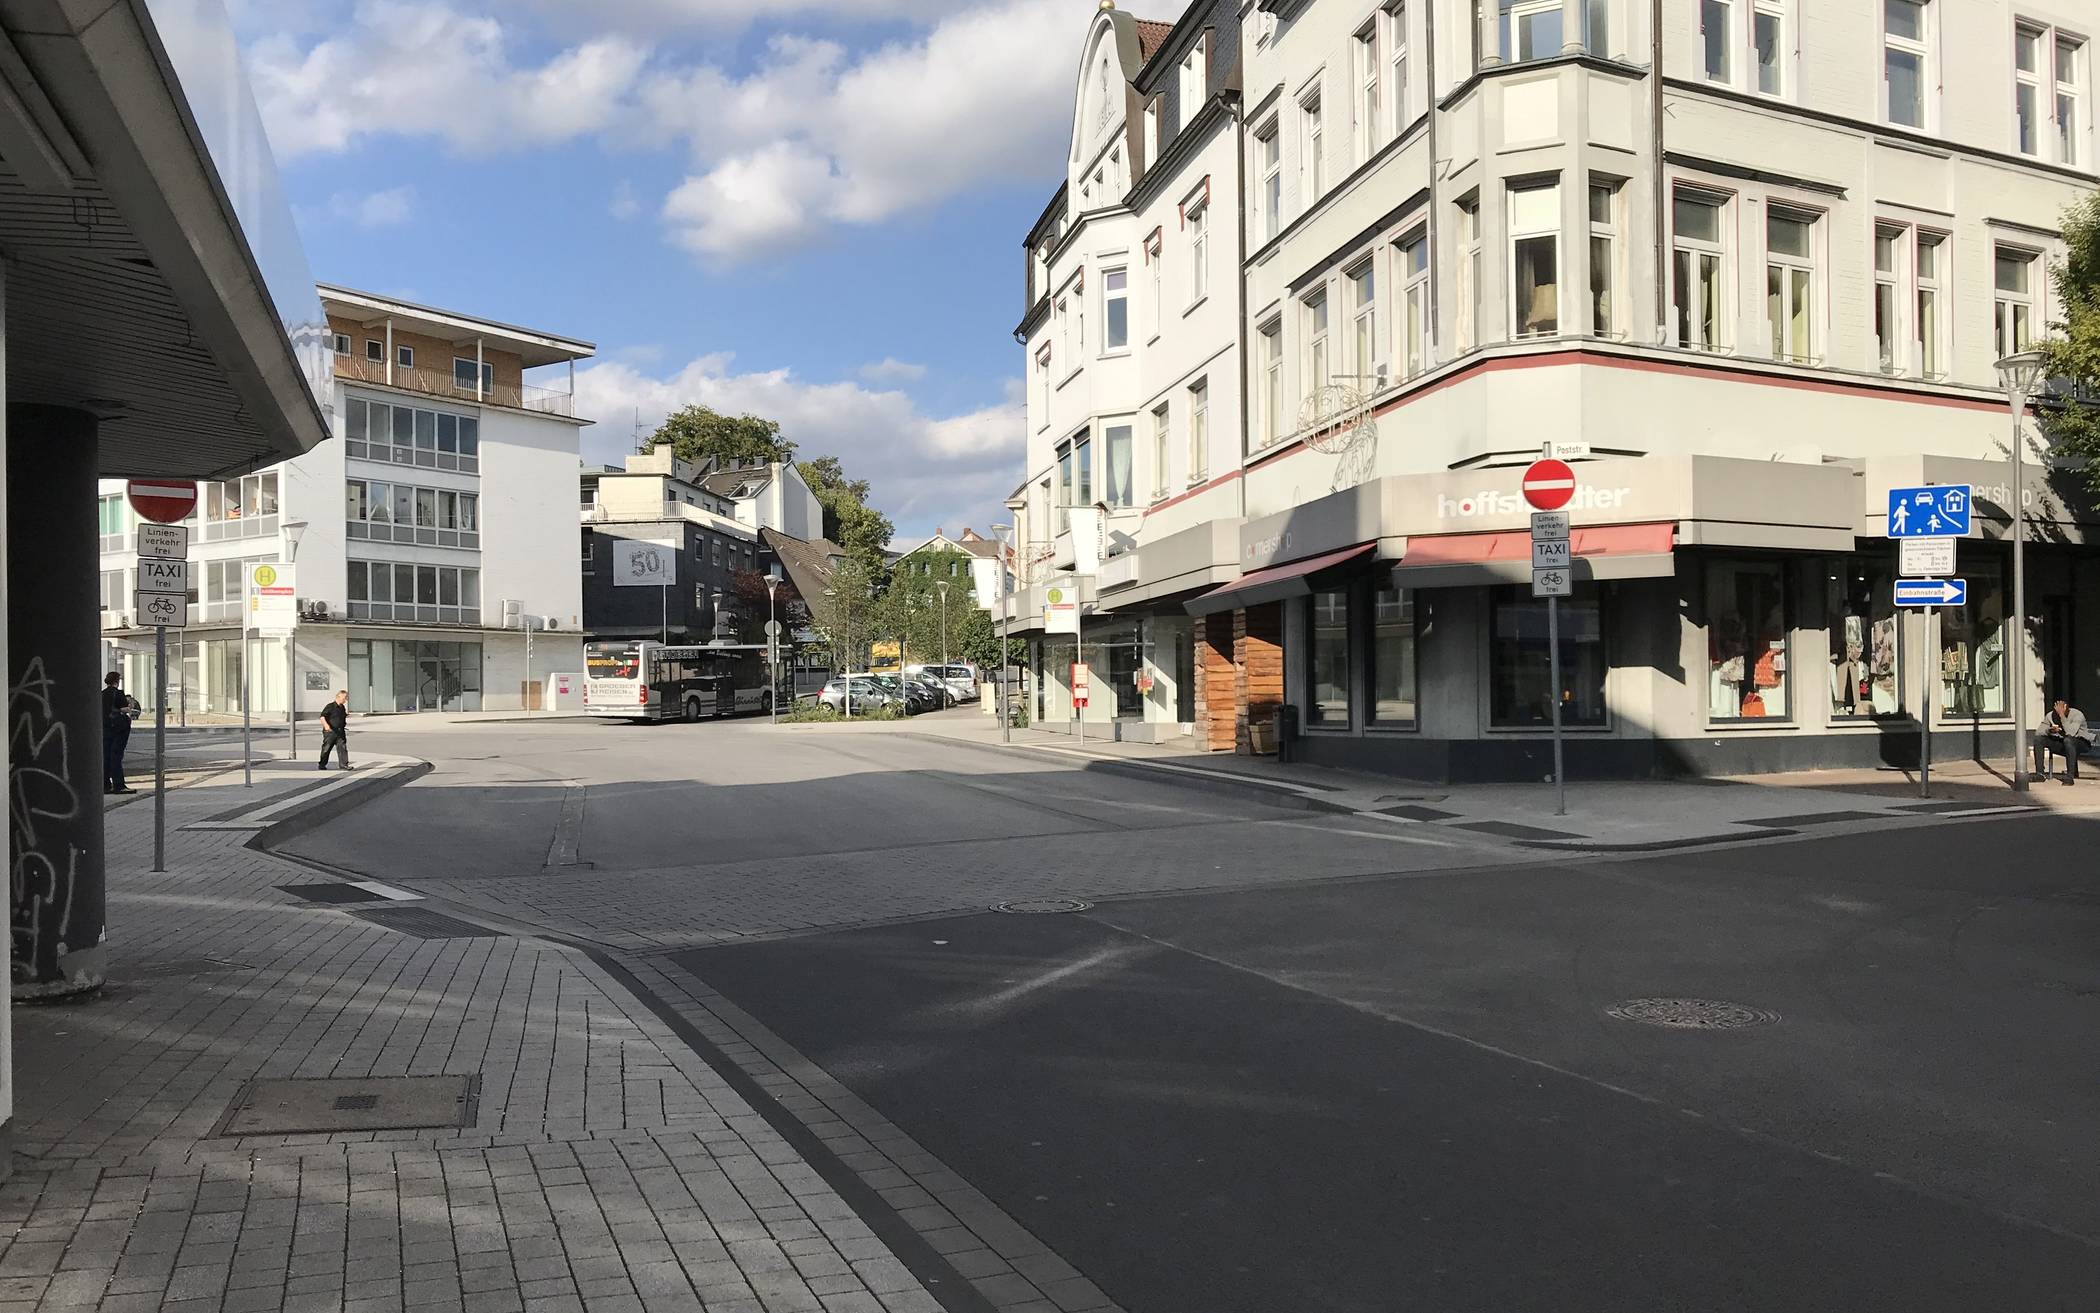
935,580,950,709
823,585,850,719
1996,349,2046,792
282,520,307,758
766,572,781,724
993,524,1014,743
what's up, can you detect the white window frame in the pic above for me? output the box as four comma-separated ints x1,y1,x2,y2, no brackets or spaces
397,344,414,368
1187,378,1209,484
1873,222,1909,375
2016,21,2046,156
1397,229,1429,377
1354,21,1381,163
1915,230,1946,378
1151,403,1172,500
1588,180,1620,337
1300,85,1326,205
1455,196,1480,353
1345,256,1379,386
2054,30,2087,168
1145,234,1164,341
1259,318,1285,447
1180,34,1207,114
1670,188,1731,352
1701,0,1734,83
1507,179,1563,340
1102,265,1130,354
1033,346,1051,430
1186,201,1209,306
332,332,351,356
1304,290,1332,396
1764,206,1821,365
1385,3,1410,139
1751,0,1787,96
1256,119,1283,242
1882,0,1931,130
1994,243,2040,358
1143,98,1161,165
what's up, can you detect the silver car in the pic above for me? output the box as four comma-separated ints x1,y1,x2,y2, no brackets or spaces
817,675,899,713
910,663,979,702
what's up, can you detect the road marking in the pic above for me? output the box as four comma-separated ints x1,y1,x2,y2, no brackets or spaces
957,943,1145,1020
347,880,423,902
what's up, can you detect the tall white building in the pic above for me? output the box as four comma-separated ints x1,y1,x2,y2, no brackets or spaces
1011,0,2098,778
99,287,594,716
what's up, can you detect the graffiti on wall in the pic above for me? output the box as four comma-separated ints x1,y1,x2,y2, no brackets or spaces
9,657,84,983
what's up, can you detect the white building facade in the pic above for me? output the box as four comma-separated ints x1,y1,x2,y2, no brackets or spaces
99,287,593,717
1013,0,2098,778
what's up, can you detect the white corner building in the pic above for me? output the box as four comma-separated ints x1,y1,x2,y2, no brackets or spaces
99,286,594,716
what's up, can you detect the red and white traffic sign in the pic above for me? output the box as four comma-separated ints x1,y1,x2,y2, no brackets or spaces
1520,459,1576,512
126,479,197,524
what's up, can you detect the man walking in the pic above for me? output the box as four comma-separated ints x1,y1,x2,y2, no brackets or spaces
2033,696,2091,784
101,670,138,794
318,689,351,770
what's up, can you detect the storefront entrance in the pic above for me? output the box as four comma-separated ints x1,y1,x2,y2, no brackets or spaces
347,637,483,712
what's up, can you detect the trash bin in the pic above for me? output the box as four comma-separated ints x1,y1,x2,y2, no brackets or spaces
1273,703,1300,764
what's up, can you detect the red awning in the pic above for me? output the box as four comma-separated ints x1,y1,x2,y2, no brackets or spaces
1394,522,1676,586
1186,543,1375,615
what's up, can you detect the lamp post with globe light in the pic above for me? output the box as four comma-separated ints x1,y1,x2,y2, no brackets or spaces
1995,349,2045,791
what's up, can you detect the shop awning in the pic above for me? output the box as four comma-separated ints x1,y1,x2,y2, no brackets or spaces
1392,522,1676,588
1185,543,1374,615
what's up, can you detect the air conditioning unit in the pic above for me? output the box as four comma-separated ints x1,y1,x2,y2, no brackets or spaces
501,598,523,629
541,617,561,632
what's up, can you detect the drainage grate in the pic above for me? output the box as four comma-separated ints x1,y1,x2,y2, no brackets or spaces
216,1075,479,1137
349,907,500,939
279,883,384,905
993,898,1094,914
1606,998,1780,1030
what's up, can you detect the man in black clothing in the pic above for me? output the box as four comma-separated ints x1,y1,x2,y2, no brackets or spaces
318,689,351,770
101,670,138,794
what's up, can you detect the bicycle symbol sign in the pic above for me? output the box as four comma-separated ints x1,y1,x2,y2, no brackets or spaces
136,592,183,627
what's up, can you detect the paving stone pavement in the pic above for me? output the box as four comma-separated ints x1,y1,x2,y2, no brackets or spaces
3,764,951,1313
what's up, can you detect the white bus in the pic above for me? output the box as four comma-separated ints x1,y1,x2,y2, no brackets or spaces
583,641,777,722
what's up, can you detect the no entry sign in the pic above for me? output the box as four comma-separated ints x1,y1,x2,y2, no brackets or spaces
1520,459,1576,512
126,479,197,524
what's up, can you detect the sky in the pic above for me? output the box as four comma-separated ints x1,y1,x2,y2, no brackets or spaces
234,0,1101,546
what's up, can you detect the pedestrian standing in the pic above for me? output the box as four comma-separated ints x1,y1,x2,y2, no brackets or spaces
101,670,138,795
318,689,352,771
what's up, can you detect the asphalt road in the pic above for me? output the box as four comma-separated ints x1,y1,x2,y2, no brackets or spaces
290,718,2100,1311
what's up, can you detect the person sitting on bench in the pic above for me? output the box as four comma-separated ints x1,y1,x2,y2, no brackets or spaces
2034,696,2092,784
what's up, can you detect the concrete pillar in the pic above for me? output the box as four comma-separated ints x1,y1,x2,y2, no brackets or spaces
7,405,106,998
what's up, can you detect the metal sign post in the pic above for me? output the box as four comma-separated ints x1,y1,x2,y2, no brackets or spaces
1888,485,1970,800
136,524,188,870
154,625,166,871
1528,496,1574,816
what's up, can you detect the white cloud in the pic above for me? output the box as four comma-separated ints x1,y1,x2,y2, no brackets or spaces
609,178,641,220
297,185,417,230
573,353,1022,540
244,0,1079,264
859,358,928,383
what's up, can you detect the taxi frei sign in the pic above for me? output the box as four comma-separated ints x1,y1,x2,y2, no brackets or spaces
248,561,298,635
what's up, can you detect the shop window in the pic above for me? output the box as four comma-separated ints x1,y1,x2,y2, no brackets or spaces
1370,580,1417,726
1308,588,1352,725
1707,558,1790,720
1940,560,2007,718
1827,559,1900,717
1490,584,1606,727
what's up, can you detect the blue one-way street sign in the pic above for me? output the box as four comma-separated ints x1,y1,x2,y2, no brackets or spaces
1886,484,1972,537
1895,577,1968,607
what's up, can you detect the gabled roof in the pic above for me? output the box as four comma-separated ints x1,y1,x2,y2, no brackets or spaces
760,527,847,625
700,467,774,499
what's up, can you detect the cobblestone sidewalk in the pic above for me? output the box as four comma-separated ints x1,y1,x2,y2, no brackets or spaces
3,763,945,1313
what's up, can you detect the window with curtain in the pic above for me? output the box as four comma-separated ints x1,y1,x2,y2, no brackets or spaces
1827,557,1900,718
1151,404,1171,499
1589,182,1618,336
1509,180,1561,338
1873,224,1904,373
1765,209,1818,363
1187,379,1209,482
1347,259,1378,380
1260,321,1284,445
1995,246,2037,358
1706,558,1789,720
1104,423,1134,508
1916,232,1944,377
1308,588,1352,725
1455,197,1480,352
1103,268,1129,351
1672,191,1727,350
1490,584,1607,727
1399,231,1429,376
1883,0,1929,128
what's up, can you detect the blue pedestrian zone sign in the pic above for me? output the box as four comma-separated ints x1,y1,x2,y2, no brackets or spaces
1894,577,1968,608
1886,484,1972,537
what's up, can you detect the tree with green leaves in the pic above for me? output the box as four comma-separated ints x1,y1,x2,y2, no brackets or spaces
651,405,796,468
878,548,981,665
797,456,894,569
958,607,1027,674
2040,193,2100,492
811,554,881,678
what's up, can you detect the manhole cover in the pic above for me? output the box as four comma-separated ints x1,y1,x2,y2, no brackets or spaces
1605,998,1779,1030
216,1075,479,1137
993,898,1093,914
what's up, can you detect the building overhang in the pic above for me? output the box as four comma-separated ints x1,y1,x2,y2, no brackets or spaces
1,0,332,477
320,284,595,368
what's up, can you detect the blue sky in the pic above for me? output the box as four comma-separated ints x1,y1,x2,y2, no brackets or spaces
237,0,1096,543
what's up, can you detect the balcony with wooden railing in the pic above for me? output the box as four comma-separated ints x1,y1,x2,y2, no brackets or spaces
333,354,575,416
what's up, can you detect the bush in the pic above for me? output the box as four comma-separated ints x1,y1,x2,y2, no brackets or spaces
783,700,906,723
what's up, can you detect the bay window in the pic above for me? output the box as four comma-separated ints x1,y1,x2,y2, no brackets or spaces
1398,230,1429,377
1509,179,1561,338
1455,197,1480,352
1104,423,1134,509
1671,190,1728,351
1589,181,1619,336
1500,0,1564,63
1883,0,1929,129
1765,209,1818,364
1706,558,1790,721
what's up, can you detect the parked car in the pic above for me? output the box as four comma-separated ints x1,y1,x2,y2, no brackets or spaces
817,675,900,713
909,663,979,702
881,674,939,714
